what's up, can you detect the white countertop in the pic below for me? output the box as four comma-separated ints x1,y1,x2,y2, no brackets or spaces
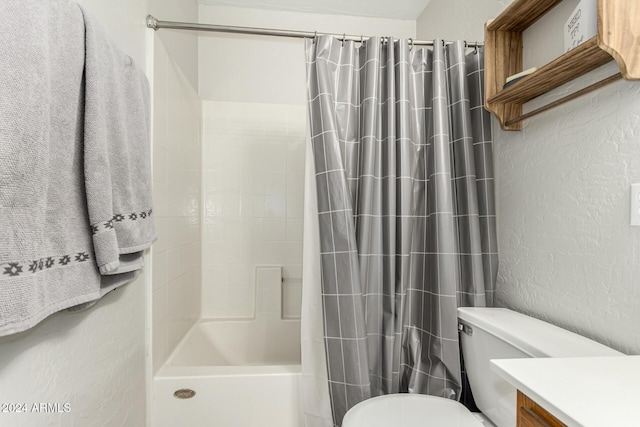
490,356,640,427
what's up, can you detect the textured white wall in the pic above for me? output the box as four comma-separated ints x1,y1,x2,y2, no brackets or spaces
495,64,640,354
416,0,507,42
494,4,640,355
0,1,149,426
521,0,579,70
417,0,640,354
151,35,202,372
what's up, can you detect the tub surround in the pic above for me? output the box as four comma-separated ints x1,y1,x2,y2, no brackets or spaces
153,316,302,427
155,364,301,427
201,101,306,320
151,35,202,373
164,316,300,367
491,356,640,427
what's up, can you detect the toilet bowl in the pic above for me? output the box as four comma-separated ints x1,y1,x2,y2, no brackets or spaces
342,394,485,427
342,307,623,427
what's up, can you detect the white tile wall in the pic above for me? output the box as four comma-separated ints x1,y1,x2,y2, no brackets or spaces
202,101,305,319
152,37,202,372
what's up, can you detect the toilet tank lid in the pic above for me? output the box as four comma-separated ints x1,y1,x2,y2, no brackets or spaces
457,308,624,358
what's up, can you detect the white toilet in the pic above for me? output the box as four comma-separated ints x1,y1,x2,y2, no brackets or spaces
343,307,623,427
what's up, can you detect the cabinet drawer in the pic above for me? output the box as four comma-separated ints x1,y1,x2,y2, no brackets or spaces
517,391,567,427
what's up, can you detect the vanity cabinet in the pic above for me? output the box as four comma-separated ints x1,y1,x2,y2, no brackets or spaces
492,357,640,426
517,391,566,427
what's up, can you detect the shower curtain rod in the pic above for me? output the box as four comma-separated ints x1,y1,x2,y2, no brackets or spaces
145,15,484,48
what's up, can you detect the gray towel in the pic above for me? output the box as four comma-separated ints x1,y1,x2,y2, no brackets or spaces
80,6,155,275
0,0,150,336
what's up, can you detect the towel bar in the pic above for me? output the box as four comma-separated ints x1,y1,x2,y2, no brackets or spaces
504,72,622,127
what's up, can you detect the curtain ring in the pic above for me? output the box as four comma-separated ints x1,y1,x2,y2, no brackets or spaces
409,38,414,51
360,34,364,44
341,33,346,46
464,41,468,49
474,44,478,54
313,31,317,43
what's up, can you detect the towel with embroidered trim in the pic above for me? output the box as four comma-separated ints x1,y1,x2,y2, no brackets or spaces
0,0,141,336
81,6,156,275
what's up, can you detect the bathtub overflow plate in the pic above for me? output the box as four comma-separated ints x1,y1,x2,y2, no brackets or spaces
174,388,196,399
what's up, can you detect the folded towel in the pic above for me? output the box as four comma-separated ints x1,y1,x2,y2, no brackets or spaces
80,6,156,275
0,0,149,336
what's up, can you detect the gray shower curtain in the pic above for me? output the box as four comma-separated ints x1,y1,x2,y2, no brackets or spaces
305,35,497,426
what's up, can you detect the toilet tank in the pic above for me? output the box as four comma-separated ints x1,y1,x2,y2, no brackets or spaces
457,307,623,427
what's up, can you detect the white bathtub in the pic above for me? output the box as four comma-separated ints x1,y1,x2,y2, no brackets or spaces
153,316,302,427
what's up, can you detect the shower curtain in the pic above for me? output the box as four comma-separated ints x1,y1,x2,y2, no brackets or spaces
302,35,497,426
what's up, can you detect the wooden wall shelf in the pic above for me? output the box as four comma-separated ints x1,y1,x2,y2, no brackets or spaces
485,0,640,131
